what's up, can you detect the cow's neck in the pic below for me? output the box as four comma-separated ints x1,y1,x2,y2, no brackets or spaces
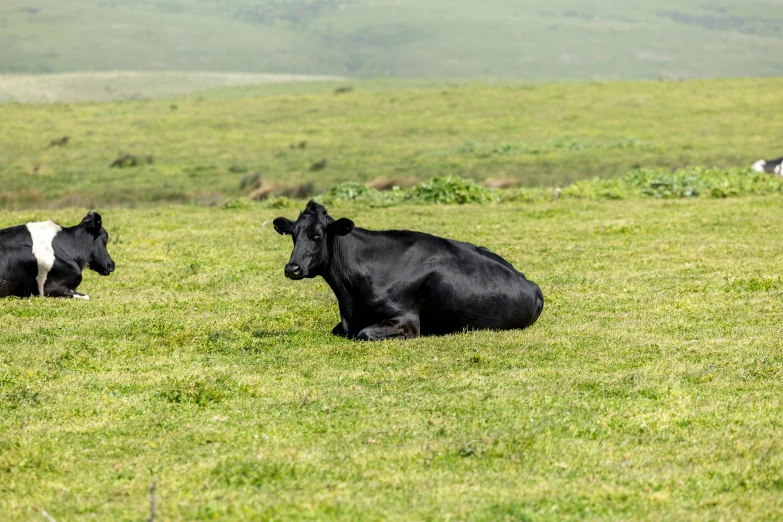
322,230,366,320
59,226,92,271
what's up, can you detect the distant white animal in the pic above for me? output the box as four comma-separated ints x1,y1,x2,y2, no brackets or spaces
751,156,783,177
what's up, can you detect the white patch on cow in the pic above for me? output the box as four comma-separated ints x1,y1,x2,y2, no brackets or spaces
73,294,90,300
775,163,783,177
26,220,62,297
751,159,766,173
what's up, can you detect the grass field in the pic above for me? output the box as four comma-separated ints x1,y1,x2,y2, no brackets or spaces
2,78,783,208
3,0,783,80
2,74,783,519
2,197,783,520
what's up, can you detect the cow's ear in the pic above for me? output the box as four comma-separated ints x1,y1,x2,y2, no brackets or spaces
329,218,354,236
82,211,102,234
273,217,294,235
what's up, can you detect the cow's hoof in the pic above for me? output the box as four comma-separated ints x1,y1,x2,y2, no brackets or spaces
73,294,90,300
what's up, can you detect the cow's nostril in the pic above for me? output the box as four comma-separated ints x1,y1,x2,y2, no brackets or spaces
285,264,303,279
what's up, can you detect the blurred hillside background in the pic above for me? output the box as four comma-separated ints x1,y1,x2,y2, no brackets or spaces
2,0,783,102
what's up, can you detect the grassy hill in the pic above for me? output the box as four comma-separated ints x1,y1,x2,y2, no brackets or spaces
1,77,782,208
2,0,783,79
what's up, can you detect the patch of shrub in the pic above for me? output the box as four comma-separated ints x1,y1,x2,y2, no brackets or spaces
222,198,252,210
623,167,783,199
109,154,154,168
625,169,703,198
262,196,296,208
558,167,783,202
264,167,783,209
310,158,328,171
405,176,497,205
322,182,374,202
48,136,69,147
318,182,403,207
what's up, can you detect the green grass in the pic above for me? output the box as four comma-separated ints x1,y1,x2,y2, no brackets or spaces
3,0,783,80
2,78,783,207
2,197,783,520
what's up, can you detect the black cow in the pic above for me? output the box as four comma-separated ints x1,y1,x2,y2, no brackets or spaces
0,212,114,299
752,157,783,176
273,201,543,340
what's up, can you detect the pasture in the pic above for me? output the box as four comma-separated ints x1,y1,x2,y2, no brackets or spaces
2,78,783,207
2,197,783,520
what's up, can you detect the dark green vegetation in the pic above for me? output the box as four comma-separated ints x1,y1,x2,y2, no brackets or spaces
313,167,783,208
2,78,783,208
2,198,783,520
3,0,783,79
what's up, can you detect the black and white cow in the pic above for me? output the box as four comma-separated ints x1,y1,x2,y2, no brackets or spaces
273,201,544,340
751,156,783,177
0,212,114,299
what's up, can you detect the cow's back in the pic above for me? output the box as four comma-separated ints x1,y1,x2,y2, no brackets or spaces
416,239,542,334
0,224,38,297
0,224,32,245
343,229,542,335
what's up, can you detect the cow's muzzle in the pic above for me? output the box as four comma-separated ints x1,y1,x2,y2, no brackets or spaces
100,262,115,276
285,263,304,280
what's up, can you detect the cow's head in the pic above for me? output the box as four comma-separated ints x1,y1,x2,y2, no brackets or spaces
81,212,115,276
273,201,354,280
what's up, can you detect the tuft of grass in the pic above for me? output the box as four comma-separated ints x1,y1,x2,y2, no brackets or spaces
158,374,238,406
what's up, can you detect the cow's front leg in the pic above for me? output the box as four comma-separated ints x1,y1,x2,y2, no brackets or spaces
331,320,350,337
46,286,89,300
356,314,420,341
70,290,90,300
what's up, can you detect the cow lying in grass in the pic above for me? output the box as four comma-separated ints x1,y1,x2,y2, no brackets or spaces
0,212,114,299
274,201,543,340
752,156,783,177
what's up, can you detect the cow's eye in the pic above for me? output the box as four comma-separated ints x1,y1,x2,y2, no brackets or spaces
312,234,323,240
